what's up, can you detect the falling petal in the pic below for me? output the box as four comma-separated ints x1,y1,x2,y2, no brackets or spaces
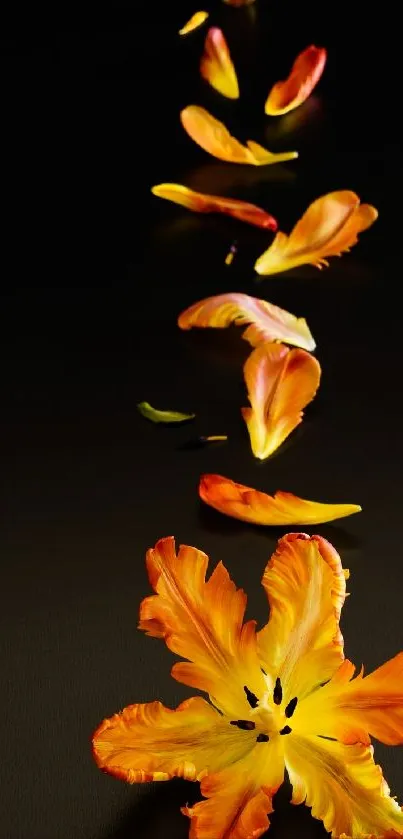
255,190,378,276
151,183,278,230
181,105,298,165
178,292,315,351
137,402,195,424
179,11,209,36
200,27,239,99
265,45,327,116
199,435,228,443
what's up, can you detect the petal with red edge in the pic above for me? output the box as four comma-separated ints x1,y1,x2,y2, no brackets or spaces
93,696,257,783
180,106,298,165
199,474,360,526
265,45,327,116
152,184,277,230
284,735,403,838
258,533,347,703
200,28,239,99
184,737,284,839
139,537,266,717
255,190,378,276
179,11,209,36
178,292,314,350
242,342,321,460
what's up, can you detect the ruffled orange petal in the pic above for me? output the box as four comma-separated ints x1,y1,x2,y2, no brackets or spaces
178,292,315,350
180,105,298,165
294,654,403,746
179,11,209,36
284,735,403,838
139,537,266,718
199,474,361,526
241,342,321,460
255,190,378,276
184,737,284,839
200,28,239,99
258,533,347,703
265,45,327,116
93,696,257,784
152,184,277,230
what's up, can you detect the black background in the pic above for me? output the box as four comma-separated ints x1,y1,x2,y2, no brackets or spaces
1,2,402,838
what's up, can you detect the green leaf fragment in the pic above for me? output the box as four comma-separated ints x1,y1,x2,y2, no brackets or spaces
137,401,195,424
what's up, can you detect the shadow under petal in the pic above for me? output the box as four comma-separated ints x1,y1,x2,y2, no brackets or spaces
100,779,199,839
185,161,296,195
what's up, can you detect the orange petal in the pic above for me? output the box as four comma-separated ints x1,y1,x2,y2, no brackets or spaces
179,11,209,36
93,696,257,784
152,184,277,230
178,292,314,350
265,45,327,116
200,28,239,99
199,474,361,526
139,536,266,718
241,342,321,460
258,533,347,703
255,190,378,276
180,105,298,165
284,736,403,838
184,737,284,839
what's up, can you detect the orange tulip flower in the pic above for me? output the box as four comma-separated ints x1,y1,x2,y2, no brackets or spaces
179,11,209,35
265,45,327,116
152,184,278,230
199,474,361,525
93,534,403,838
200,28,239,99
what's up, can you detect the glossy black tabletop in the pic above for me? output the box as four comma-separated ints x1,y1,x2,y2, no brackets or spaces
1,3,402,838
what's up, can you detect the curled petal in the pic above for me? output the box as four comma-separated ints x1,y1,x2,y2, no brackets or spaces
200,28,239,99
180,105,298,165
139,536,266,718
258,533,347,703
284,736,403,838
265,45,327,116
137,401,195,423
178,292,314,350
199,474,361,526
152,184,278,230
179,11,209,36
242,342,321,460
255,190,378,276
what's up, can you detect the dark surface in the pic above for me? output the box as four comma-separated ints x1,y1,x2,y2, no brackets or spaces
1,3,402,838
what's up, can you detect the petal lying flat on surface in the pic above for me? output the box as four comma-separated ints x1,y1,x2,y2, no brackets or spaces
179,11,209,35
139,537,266,718
152,184,278,229
255,190,378,276
242,342,321,460
137,401,195,423
295,654,403,746
285,735,403,838
200,28,239,99
258,533,347,703
265,45,327,116
93,696,256,783
178,292,314,350
180,105,298,165
199,474,361,525
184,737,284,839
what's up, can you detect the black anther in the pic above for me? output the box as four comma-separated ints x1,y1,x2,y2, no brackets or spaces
273,677,283,705
244,686,259,709
256,733,270,743
280,725,292,735
285,697,298,718
230,720,256,731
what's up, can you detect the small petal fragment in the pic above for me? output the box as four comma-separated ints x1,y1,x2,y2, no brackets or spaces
152,184,278,230
137,402,195,424
181,105,298,165
199,474,361,525
242,343,321,460
178,292,315,351
265,45,327,116
179,11,209,36
255,190,378,276
200,28,239,99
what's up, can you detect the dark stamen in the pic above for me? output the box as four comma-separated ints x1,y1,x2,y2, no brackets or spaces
256,733,270,743
273,677,282,705
230,720,256,731
261,667,267,676
244,685,259,709
280,725,292,735
318,735,337,742
285,697,298,718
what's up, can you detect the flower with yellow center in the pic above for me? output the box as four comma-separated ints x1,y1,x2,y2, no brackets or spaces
92,533,403,838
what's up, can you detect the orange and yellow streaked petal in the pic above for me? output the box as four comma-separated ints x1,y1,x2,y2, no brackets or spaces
265,45,327,116
255,190,378,276
152,184,278,230
179,11,209,36
241,342,321,460
200,28,239,99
